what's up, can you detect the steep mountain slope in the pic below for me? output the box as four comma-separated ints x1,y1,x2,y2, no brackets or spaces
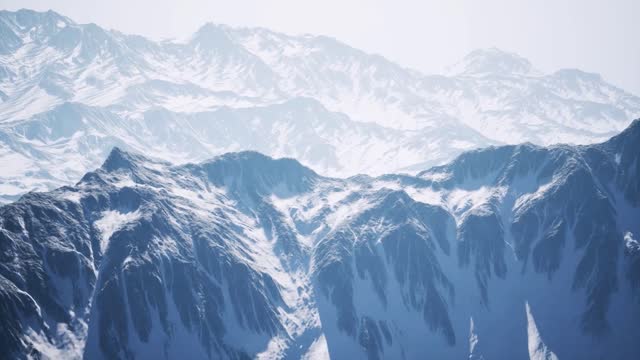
1,9,639,202
1,120,639,359
0,99,491,203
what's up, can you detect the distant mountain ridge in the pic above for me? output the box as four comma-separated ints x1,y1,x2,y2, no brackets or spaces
0,8,639,203
0,118,639,359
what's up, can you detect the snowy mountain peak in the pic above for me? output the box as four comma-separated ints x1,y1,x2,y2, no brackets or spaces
627,117,640,133
0,9,639,204
552,68,603,82
601,117,640,152
616,117,640,137
191,22,235,47
203,151,319,196
449,47,537,76
101,146,139,172
100,147,171,178
0,8,71,29
0,9,71,52
2,122,640,359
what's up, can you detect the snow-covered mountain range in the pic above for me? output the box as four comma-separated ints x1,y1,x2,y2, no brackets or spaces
1,9,639,203
1,117,639,359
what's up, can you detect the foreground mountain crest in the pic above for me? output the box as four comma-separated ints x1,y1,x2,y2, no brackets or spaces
1,119,639,359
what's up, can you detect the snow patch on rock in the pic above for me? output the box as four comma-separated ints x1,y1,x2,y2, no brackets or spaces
95,209,141,252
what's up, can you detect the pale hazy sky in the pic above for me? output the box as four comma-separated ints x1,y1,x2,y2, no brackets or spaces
3,0,639,95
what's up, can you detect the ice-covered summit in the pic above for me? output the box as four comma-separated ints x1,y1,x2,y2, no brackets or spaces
447,47,537,76
0,9,639,203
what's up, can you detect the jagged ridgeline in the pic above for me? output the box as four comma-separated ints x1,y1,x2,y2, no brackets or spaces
1,9,640,204
1,119,639,359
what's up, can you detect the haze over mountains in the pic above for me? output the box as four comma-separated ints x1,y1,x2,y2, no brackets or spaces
1,7,640,360
0,9,639,203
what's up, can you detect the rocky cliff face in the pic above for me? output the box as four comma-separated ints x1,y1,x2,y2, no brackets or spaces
1,120,639,359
